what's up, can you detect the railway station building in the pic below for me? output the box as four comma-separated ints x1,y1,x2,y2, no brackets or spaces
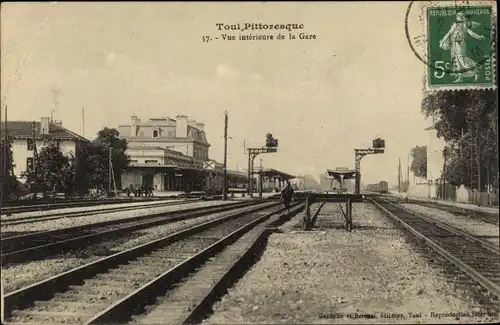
407,123,446,199
118,115,250,192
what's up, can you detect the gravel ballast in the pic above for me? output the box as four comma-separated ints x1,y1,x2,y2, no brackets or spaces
0,201,234,233
204,202,497,324
401,203,499,247
0,199,178,219
1,204,264,293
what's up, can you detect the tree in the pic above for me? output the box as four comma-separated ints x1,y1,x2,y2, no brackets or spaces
421,89,497,191
21,144,75,196
420,20,498,192
410,145,427,179
77,142,111,193
94,127,130,190
78,128,130,192
0,137,18,201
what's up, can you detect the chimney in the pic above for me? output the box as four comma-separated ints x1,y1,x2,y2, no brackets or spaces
196,122,205,131
175,114,188,138
40,117,50,135
131,115,140,136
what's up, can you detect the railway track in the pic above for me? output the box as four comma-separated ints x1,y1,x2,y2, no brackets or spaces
370,197,500,310
410,201,499,226
2,201,303,325
1,199,199,226
369,193,499,226
1,201,254,265
1,197,169,215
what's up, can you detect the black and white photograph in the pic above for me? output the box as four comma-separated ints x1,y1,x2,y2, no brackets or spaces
0,1,498,324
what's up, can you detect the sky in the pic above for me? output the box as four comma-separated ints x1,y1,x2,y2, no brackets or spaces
1,1,433,186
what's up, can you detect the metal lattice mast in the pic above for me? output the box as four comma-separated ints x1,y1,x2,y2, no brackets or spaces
107,148,117,195
354,138,385,194
246,134,278,195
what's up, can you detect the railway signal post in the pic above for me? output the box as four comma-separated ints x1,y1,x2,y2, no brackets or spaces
246,133,278,196
354,138,385,194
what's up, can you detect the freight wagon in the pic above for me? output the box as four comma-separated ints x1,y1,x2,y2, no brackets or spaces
366,181,388,193
378,181,388,193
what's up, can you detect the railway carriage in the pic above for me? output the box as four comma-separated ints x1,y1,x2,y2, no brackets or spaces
378,181,388,193
366,181,388,193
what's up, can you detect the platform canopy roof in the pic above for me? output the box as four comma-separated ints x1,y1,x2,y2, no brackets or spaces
128,164,248,180
258,168,295,180
326,169,357,181
208,169,248,180
127,164,206,172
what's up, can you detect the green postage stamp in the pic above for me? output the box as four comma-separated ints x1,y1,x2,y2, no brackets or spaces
426,3,496,90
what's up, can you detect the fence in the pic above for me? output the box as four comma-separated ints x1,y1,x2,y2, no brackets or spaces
438,184,498,207
407,183,499,208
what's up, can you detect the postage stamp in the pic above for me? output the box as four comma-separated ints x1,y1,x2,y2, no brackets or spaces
424,2,496,90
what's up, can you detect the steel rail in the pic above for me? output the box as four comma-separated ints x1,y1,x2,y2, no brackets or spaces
84,202,303,325
382,198,499,254
1,199,199,226
1,197,169,215
180,203,305,325
1,201,254,264
370,198,500,298
2,201,280,319
310,201,325,227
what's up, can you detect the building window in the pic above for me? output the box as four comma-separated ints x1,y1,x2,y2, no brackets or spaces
153,130,159,138
27,139,34,151
26,157,34,172
145,160,158,164
130,160,138,164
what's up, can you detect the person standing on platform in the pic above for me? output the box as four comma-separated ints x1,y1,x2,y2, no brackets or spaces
281,181,294,212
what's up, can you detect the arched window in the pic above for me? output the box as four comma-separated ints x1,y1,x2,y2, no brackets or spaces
153,130,159,138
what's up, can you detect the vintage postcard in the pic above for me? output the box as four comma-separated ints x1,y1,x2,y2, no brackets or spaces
1,1,498,325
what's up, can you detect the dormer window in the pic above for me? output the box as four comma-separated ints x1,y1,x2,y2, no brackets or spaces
153,130,159,138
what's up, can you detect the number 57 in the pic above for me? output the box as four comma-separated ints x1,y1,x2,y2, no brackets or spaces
433,61,452,79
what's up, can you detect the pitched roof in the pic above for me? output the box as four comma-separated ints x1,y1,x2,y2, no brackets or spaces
1,121,89,141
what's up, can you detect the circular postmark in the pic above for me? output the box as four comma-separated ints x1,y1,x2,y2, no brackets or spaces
405,0,495,78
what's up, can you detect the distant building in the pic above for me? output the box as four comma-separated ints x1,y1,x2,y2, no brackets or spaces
2,117,89,183
407,124,446,199
118,115,211,191
294,174,322,191
425,124,446,198
425,124,446,184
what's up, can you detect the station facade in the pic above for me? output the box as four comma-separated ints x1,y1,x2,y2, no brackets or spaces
118,115,250,192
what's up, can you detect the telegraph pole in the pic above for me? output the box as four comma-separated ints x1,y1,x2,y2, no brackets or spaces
258,158,263,198
0,105,4,205
222,111,228,200
108,147,112,193
442,148,447,199
398,158,401,193
407,154,410,186
32,121,38,193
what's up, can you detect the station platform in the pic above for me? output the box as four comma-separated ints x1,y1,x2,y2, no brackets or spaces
384,190,499,215
205,202,494,324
